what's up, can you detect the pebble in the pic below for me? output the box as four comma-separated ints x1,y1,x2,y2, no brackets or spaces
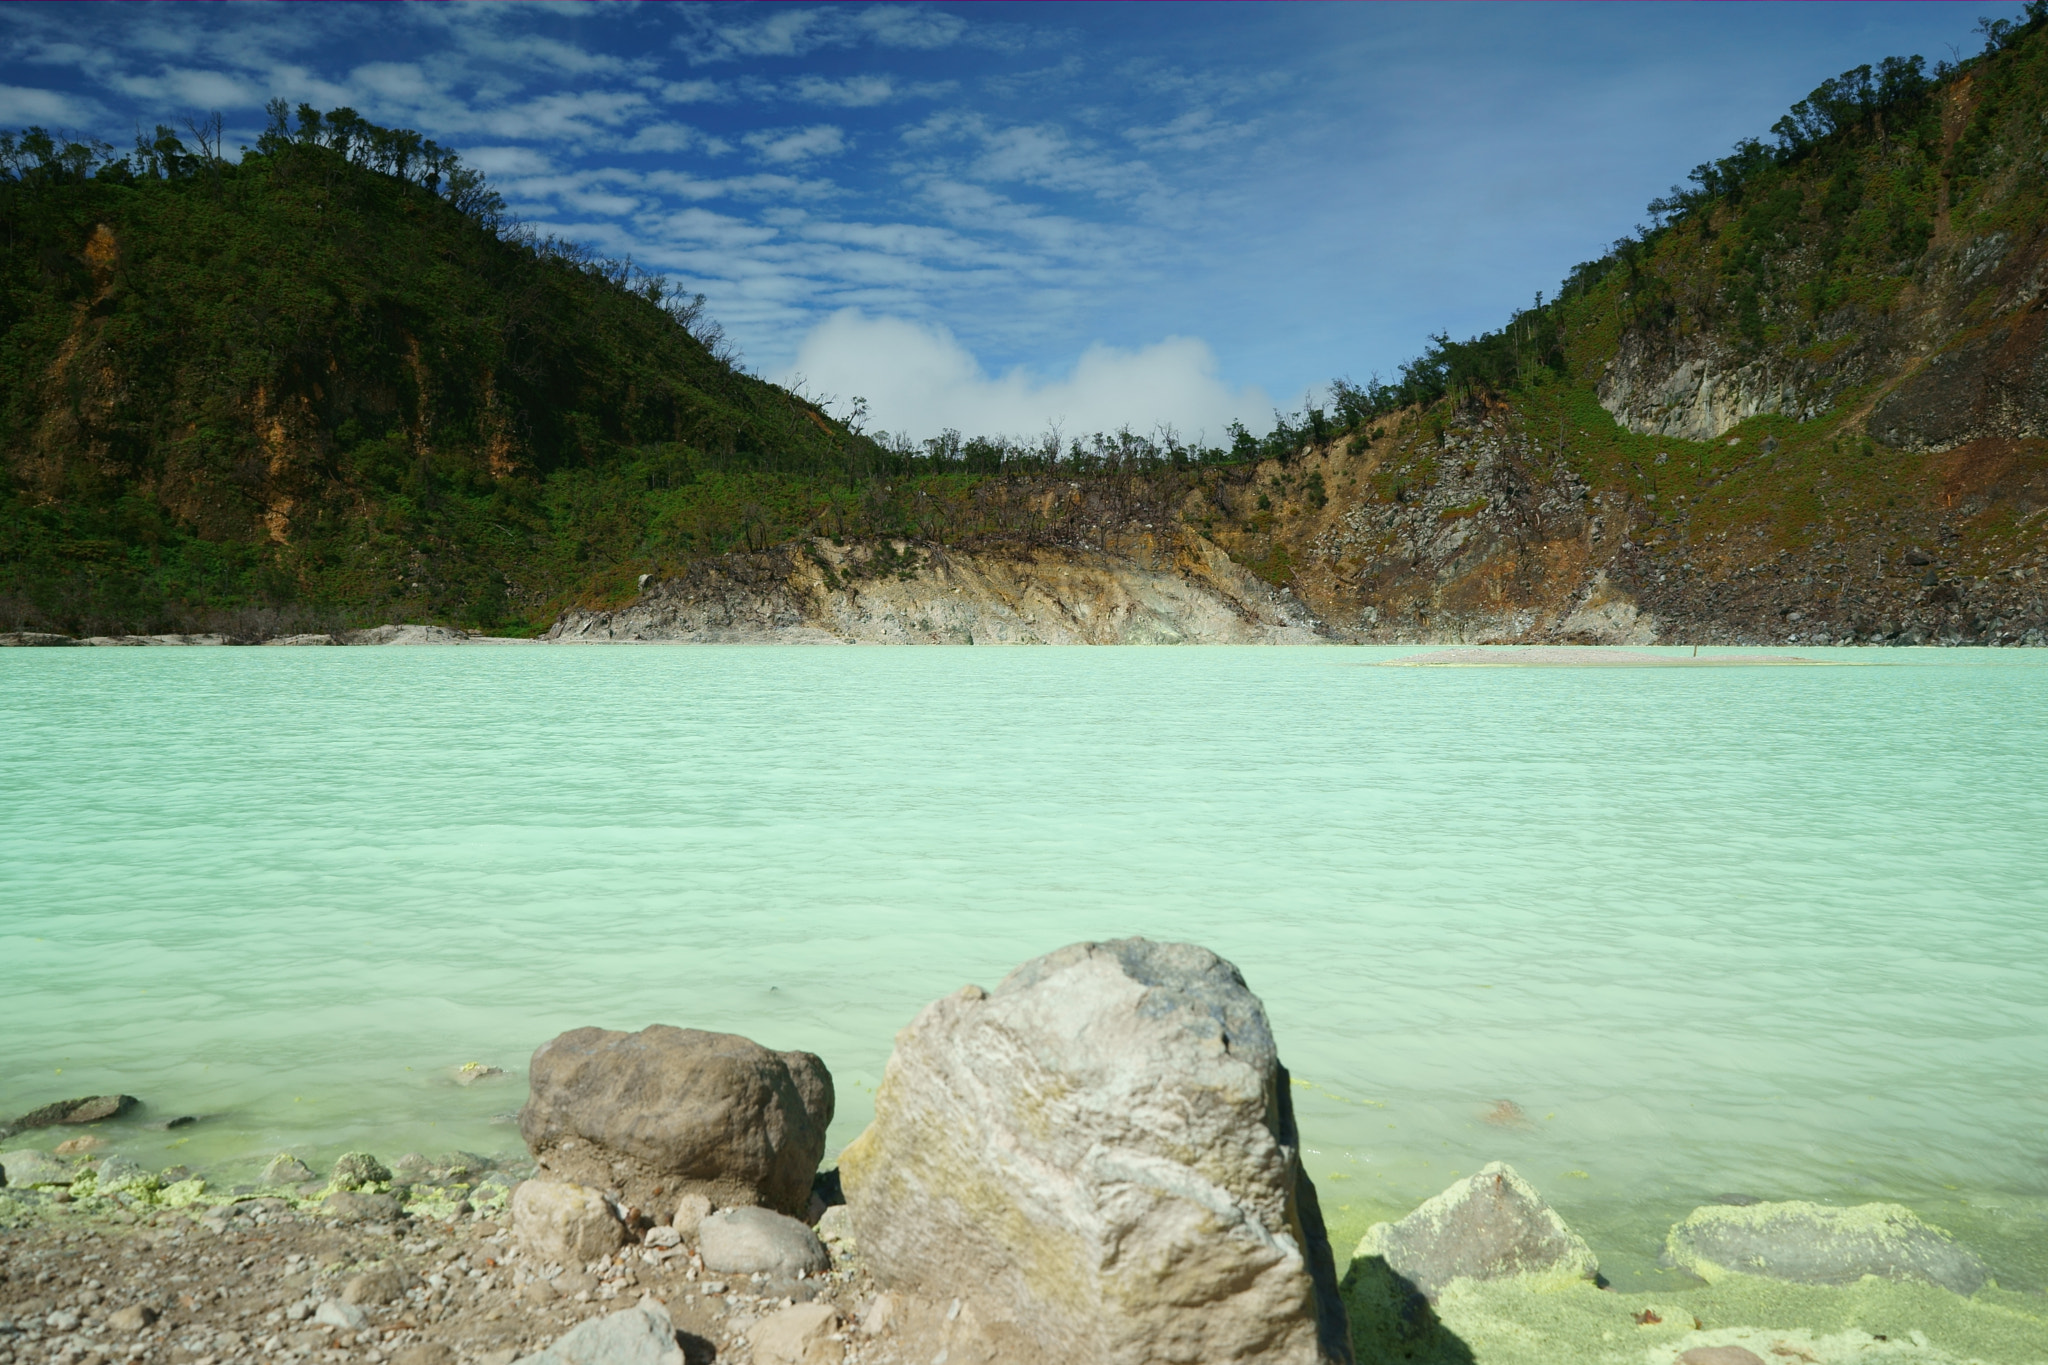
314,1299,370,1330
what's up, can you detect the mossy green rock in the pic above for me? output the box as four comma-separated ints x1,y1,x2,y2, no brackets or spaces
1665,1201,1989,1296
330,1152,391,1191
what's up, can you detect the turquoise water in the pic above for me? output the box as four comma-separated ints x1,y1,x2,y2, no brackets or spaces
2,646,2045,1291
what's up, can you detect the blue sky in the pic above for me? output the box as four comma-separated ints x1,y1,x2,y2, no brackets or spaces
0,1,2005,443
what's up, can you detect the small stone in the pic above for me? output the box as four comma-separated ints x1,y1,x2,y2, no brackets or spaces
520,1278,558,1304
47,1308,82,1332
697,1207,829,1277
94,1155,150,1189
509,1302,684,1365
343,1267,408,1305
313,1300,370,1330
392,1345,456,1365
330,1152,392,1190
53,1136,107,1155
858,1292,898,1336
323,1190,404,1223
814,1205,852,1245
264,1155,316,1185
671,1192,712,1239
454,1063,506,1087
107,1304,159,1331
512,1179,625,1265
556,1269,600,1297
644,1225,682,1249
1678,1350,1767,1365
751,1302,839,1365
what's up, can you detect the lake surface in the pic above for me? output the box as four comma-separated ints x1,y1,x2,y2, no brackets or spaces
2,645,2045,1291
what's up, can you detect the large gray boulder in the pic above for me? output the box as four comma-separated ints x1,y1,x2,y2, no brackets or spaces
1664,1200,1988,1295
1353,1163,1598,1301
514,1301,684,1365
0,1150,77,1186
839,938,1352,1365
521,1025,832,1218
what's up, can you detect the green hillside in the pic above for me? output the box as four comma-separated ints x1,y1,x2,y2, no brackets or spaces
0,106,900,635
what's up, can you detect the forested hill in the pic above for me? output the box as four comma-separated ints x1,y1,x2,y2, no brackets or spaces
0,105,884,635
1184,6,2048,646
13,7,2048,646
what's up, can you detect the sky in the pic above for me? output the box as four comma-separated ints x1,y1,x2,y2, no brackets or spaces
0,1,2007,445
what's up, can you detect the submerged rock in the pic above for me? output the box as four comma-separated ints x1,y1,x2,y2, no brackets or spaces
512,1301,684,1365
696,1206,828,1277
4,1094,139,1134
839,937,1353,1365
1353,1162,1599,1301
511,1179,626,1266
1664,1200,1989,1295
520,1024,832,1218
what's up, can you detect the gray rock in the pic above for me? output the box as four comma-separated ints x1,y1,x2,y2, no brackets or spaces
671,1192,712,1239
106,1304,158,1332
840,937,1352,1365
697,1206,828,1277
92,1155,151,1189
263,1154,316,1185
313,1300,370,1330
1678,1349,1767,1365
330,1152,391,1190
264,634,338,646
1664,1200,1988,1295
750,1302,839,1365
0,1150,77,1186
520,1024,833,1218
343,1267,409,1305
323,1190,403,1223
512,1302,684,1365
511,1180,626,1266
1352,1163,1598,1301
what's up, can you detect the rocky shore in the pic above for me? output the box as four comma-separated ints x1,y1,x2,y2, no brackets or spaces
3,940,2042,1365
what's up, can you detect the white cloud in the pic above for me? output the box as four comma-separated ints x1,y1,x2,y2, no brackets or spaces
461,144,553,176
745,123,845,164
789,74,899,107
854,7,968,50
625,121,720,154
679,5,967,65
782,311,1271,442
0,83,103,126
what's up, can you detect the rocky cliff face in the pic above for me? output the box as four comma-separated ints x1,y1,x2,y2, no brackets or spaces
546,532,1323,645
